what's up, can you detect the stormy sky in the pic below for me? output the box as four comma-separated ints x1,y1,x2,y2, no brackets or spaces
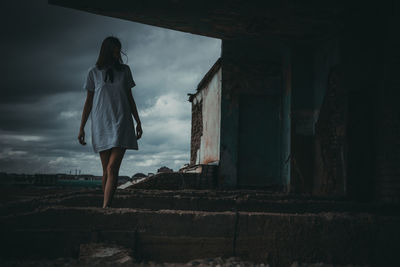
0,1,221,176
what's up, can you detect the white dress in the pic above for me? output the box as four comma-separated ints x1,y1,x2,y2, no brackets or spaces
83,64,139,153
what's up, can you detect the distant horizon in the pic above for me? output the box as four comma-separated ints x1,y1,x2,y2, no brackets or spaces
0,168,168,176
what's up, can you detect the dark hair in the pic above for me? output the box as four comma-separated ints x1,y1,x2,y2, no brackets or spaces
95,36,127,83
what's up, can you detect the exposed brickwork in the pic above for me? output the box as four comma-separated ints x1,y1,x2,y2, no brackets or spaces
190,99,203,165
314,65,347,196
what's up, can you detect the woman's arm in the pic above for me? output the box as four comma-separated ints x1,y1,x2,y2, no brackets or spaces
127,90,143,139
78,91,94,145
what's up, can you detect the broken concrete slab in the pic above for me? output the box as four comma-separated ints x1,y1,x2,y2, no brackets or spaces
79,242,135,266
127,172,215,190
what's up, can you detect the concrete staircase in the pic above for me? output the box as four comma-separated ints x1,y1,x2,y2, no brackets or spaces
1,188,399,266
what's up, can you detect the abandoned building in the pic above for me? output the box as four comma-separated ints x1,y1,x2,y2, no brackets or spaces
181,1,399,203
0,1,399,266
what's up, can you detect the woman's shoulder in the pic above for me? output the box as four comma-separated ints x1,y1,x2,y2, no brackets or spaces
87,65,100,74
87,64,130,74
122,64,133,72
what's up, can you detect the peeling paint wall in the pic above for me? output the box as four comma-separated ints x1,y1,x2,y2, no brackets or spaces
190,65,222,166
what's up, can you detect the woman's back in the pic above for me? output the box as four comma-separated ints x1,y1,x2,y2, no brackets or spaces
84,64,138,153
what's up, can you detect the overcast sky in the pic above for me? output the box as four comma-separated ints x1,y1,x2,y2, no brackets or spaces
0,1,221,176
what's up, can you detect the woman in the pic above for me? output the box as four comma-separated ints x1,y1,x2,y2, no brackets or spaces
78,36,143,208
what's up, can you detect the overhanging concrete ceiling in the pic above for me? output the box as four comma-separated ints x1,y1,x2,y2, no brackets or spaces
48,0,347,40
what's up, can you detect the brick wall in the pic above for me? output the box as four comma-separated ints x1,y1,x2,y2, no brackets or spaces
314,65,347,196
190,99,203,165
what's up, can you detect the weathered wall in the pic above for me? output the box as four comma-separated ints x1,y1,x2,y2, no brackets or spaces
313,62,347,197
198,68,222,165
190,67,222,165
290,25,373,199
308,2,400,202
312,39,345,197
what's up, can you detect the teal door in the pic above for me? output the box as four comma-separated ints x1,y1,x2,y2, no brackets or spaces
237,93,282,187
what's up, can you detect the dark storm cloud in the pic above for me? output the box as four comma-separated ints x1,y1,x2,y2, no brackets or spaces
0,0,221,176
1,0,149,104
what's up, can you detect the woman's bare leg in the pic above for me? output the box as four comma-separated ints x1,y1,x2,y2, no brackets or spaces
103,147,126,208
99,148,112,194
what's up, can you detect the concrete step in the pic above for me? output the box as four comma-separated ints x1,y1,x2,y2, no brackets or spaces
1,188,399,217
1,205,399,266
